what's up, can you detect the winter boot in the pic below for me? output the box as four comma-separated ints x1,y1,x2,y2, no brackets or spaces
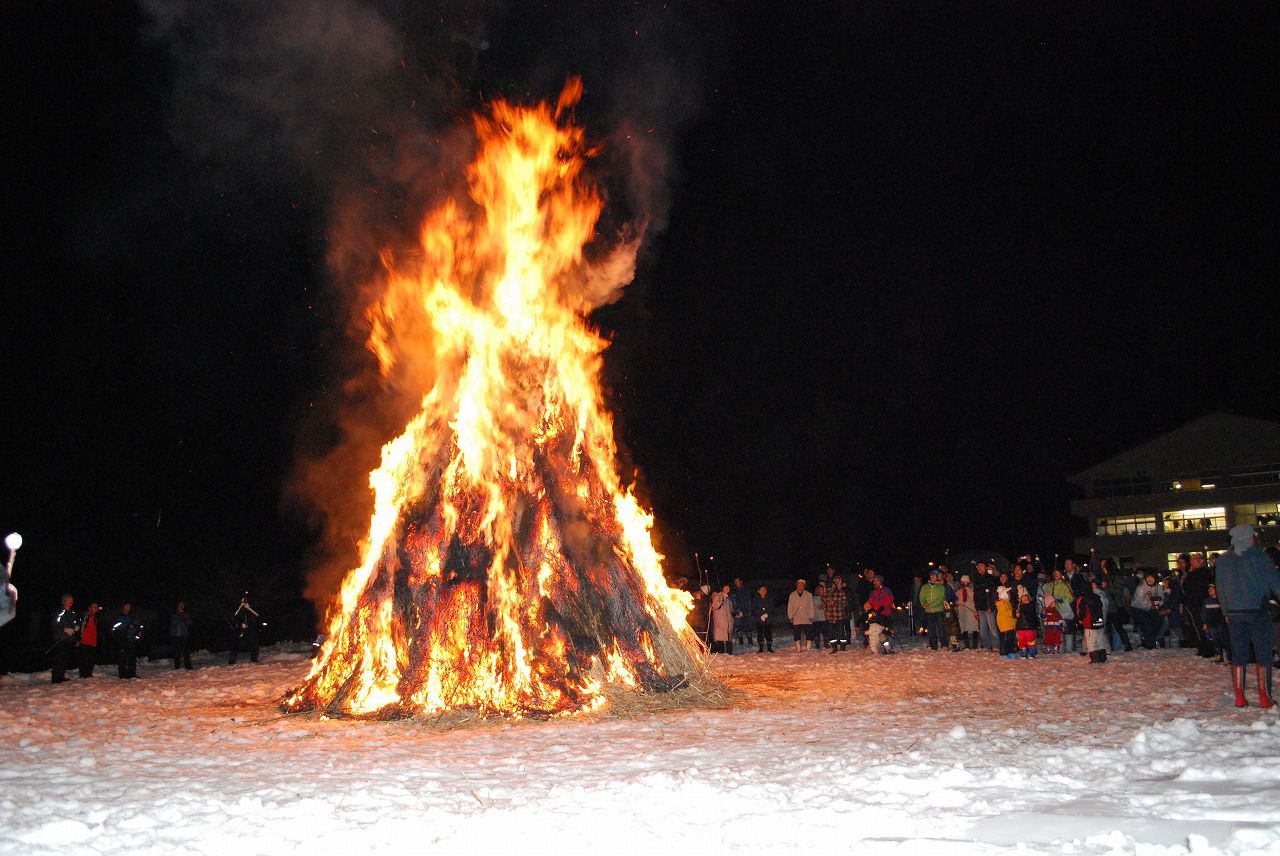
726,641,734,655
1234,666,1248,707
1029,645,1038,659
1257,666,1274,709
1096,649,1106,663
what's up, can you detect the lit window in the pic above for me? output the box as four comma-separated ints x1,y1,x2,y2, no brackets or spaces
1096,515,1157,536
1234,502,1280,528
1162,507,1226,532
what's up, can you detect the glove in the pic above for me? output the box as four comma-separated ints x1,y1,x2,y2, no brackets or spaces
760,613,768,622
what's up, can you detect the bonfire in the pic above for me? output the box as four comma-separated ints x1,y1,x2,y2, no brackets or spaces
283,79,705,719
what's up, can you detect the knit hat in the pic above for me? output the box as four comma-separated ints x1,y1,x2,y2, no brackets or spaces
1230,523,1255,555
960,575,971,583
997,586,1010,601
1043,593,1056,608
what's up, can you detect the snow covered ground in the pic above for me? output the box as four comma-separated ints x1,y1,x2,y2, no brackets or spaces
3,639,1279,855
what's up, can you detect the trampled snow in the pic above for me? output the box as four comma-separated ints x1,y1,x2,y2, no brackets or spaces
3,642,1279,855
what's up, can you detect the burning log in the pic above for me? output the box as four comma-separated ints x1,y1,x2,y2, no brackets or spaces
283,80,704,720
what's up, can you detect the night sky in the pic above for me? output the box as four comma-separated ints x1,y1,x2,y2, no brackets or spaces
3,1,1276,640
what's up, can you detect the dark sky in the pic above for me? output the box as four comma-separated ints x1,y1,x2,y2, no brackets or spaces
3,1,1276,635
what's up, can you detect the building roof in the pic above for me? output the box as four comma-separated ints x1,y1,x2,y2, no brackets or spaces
1068,412,1280,485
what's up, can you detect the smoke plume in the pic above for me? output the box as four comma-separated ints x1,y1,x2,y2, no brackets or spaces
141,0,710,615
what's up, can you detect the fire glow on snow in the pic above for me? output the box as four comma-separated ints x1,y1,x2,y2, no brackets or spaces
4,646,1280,855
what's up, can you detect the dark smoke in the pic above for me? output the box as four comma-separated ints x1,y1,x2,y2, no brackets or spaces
141,0,713,617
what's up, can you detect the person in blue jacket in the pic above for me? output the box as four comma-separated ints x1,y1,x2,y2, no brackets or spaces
1216,524,1280,708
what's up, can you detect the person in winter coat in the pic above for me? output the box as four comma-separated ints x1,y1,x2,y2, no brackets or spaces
1216,524,1280,708
752,585,774,653
1041,595,1065,654
811,582,828,650
51,594,79,684
78,602,102,678
1200,583,1227,663
865,576,895,654
1181,553,1213,655
954,575,980,649
787,579,816,652
824,576,851,652
229,594,261,664
973,563,999,651
852,568,876,648
1131,571,1163,649
729,577,752,648
112,603,142,679
1098,577,1131,653
710,585,735,654
919,568,948,651
1158,576,1183,648
1014,591,1040,658
1076,582,1108,664
170,601,194,670
995,586,1017,658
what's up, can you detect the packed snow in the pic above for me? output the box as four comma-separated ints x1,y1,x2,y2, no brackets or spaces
3,640,1279,855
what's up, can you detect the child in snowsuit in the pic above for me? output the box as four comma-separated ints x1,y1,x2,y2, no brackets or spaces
995,586,1017,659
1015,591,1040,658
1042,594,1064,654
1200,583,1227,663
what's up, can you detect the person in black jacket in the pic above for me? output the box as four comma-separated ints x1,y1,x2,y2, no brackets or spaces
170,601,194,670
112,603,142,679
852,568,875,648
51,594,79,684
751,584,774,653
1077,581,1108,664
229,594,261,664
1014,591,1040,658
973,562,999,651
1181,553,1213,655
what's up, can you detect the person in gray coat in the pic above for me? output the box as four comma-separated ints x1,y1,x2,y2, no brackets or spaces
1216,524,1280,708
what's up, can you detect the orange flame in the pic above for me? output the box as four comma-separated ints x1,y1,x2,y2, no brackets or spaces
284,79,700,718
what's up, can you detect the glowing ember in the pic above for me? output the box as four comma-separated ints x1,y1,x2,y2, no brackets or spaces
284,79,701,718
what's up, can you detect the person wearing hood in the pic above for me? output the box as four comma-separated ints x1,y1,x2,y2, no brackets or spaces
1215,524,1280,708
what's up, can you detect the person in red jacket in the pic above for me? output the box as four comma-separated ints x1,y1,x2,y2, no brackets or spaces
78,602,102,678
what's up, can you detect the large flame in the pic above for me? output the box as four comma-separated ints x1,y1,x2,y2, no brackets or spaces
284,79,701,718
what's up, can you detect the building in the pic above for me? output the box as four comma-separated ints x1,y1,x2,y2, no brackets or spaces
1069,413,1280,571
